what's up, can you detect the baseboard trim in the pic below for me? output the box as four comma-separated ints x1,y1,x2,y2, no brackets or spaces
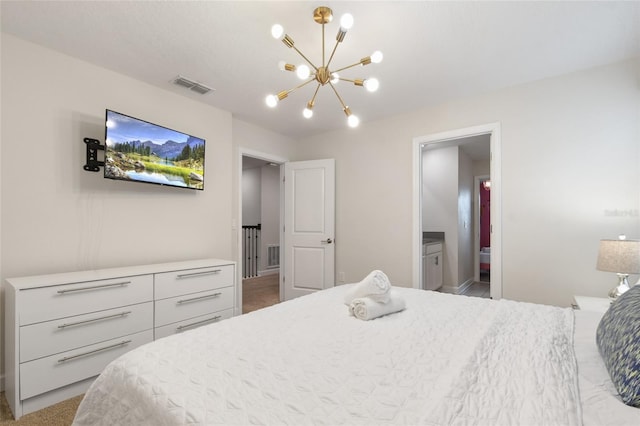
457,278,475,295
440,278,475,295
258,269,279,277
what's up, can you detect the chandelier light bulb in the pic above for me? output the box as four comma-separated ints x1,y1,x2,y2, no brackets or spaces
330,73,340,84
303,108,313,119
296,64,311,80
348,114,360,128
271,24,284,40
363,78,379,92
265,94,278,108
371,50,383,64
340,13,354,31
278,60,287,71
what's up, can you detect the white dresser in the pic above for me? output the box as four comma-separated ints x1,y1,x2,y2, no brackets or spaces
4,258,236,419
154,265,235,339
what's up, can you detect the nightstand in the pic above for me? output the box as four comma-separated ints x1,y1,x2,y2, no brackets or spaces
572,295,612,313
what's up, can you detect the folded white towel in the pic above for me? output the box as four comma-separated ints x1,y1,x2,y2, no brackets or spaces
349,291,406,321
343,270,391,305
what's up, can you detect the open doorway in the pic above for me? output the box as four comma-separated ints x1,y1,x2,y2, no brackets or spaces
236,150,336,315
239,151,285,314
412,123,501,300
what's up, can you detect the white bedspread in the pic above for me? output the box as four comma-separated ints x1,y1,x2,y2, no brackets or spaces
73,286,581,425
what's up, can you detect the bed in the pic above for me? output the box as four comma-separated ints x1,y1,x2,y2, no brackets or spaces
72,284,640,425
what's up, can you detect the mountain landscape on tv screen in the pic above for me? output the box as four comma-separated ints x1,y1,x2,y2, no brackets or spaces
120,137,204,160
104,111,206,190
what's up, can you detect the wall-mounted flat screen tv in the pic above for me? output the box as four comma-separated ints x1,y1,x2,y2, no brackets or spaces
104,109,205,190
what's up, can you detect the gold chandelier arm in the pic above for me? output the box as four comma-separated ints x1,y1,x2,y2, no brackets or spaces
282,33,319,71
278,78,317,99
332,57,371,74
325,38,341,70
322,21,326,67
309,83,321,105
291,45,319,72
338,77,365,86
328,82,349,111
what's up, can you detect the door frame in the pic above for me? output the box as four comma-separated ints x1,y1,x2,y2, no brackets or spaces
237,147,288,315
412,122,502,299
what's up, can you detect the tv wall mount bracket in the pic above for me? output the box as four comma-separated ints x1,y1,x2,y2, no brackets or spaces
83,137,105,172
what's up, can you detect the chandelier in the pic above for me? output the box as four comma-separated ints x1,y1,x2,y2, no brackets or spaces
265,6,383,128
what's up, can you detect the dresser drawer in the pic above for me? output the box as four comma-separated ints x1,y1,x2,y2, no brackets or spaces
154,308,234,340
155,265,234,299
155,286,234,327
20,329,153,400
20,302,153,363
19,275,153,326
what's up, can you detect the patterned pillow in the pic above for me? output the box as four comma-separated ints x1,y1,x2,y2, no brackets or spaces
596,284,640,407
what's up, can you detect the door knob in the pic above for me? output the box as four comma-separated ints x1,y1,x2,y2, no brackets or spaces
321,238,333,244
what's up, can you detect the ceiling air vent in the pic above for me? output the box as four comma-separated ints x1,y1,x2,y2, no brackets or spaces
172,75,214,95
190,83,212,95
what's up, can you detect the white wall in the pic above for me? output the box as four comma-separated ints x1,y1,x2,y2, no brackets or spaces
473,160,490,177
423,146,459,287
1,34,235,274
422,145,474,291
242,168,261,226
458,149,474,287
260,165,280,272
233,119,296,161
0,34,236,380
295,58,640,307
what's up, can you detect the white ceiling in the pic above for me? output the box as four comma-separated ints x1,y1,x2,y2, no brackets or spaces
422,134,491,161
2,1,638,139
243,156,278,170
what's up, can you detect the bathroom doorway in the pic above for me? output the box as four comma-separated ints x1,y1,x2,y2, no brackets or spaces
412,123,502,300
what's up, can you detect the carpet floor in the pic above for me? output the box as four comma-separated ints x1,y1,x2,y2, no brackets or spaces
0,392,82,425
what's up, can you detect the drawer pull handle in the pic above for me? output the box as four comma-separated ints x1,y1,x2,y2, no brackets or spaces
176,315,222,331
58,311,132,329
176,269,222,279
57,340,132,363
57,281,131,294
177,292,222,305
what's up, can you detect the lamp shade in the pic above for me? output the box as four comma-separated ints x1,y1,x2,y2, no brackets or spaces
596,239,640,274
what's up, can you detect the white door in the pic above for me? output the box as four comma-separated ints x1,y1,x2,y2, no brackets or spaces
283,159,335,300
